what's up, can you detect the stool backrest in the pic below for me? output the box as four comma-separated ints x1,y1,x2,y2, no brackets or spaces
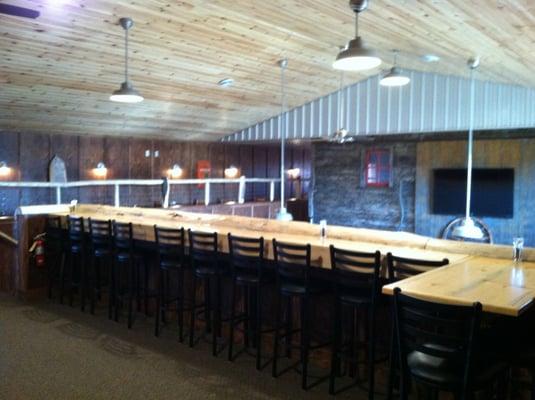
67,216,84,245
89,218,112,249
45,216,63,253
272,240,311,287
387,253,449,282
188,230,218,270
228,234,264,278
112,221,133,252
393,287,482,394
154,226,185,266
330,246,381,300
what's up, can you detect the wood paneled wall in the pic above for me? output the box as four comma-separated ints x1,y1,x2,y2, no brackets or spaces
0,131,310,215
415,138,535,246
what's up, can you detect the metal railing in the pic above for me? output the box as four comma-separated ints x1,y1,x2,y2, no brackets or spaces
0,177,281,208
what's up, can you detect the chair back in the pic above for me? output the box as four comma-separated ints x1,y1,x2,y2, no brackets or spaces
188,230,218,270
88,218,112,250
393,288,482,393
67,216,84,247
228,234,264,279
330,245,381,301
45,216,63,254
387,253,449,282
154,226,185,268
272,240,311,288
113,221,133,253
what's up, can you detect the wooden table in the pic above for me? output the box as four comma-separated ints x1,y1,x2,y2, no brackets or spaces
383,256,535,316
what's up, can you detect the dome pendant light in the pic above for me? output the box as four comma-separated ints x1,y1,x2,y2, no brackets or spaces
452,57,484,241
110,18,144,103
333,0,381,71
380,50,410,87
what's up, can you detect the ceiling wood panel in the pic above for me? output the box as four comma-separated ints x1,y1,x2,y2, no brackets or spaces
1,0,534,140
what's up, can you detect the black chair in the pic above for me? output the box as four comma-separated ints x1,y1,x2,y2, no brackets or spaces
272,239,327,390
154,225,188,341
227,234,270,370
386,253,449,400
188,230,225,356
111,221,138,329
87,218,113,316
60,216,85,308
393,287,506,400
329,246,381,399
45,216,65,300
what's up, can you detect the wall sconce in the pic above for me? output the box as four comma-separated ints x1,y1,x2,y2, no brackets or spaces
224,165,239,179
0,161,11,177
93,162,108,178
287,168,301,180
168,164,183,179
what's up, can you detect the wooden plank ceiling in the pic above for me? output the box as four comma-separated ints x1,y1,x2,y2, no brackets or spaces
1,0,534,140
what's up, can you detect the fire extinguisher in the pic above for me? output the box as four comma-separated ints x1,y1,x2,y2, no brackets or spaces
30,233,46,268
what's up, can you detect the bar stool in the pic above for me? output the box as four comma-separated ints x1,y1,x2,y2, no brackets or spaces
60,216,85,308
87,218,113,316
386,253,449,400
227,234,270,370
45,216,65,300
328,246,381,399
392,287,507,399
154,225,188,341
188,230,225,356
271,240,327,390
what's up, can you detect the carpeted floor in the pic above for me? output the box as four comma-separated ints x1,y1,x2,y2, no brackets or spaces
0,294,386,399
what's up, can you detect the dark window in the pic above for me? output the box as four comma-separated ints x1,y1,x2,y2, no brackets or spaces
365,149,391,187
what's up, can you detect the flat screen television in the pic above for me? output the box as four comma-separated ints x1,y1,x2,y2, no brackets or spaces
432,168,514,218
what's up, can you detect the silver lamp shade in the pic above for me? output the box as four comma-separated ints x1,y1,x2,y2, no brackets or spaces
110,81,144,103
452,217,485,240
333,37,381,71
380,67,410,87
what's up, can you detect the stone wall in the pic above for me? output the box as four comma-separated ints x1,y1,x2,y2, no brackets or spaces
311,141,416,232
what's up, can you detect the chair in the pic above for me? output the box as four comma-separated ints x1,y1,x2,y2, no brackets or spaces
271,239,327,390
188,230,225,356
227,234,269,370
328,246,381,399
45,216,65,300
88,218,113,316
60,216,85,308
393,287,506,400
386,253,449,400
154,225,188,341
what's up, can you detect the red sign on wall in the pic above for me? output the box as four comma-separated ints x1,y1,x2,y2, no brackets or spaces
196,160,211,188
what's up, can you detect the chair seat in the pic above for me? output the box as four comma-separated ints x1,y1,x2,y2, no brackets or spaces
280,282,323,296
408,349,505,388
93,248,112,257
160,260,183,270
338,293,372,306
70,244,83,254
235,273,260,285
195,266,222,277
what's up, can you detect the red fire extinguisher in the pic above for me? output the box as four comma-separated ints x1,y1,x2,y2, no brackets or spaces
35,238,45,268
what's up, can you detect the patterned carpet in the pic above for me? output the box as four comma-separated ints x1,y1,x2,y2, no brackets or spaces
0,294,384,400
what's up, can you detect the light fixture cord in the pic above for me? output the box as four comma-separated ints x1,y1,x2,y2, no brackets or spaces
124,25,129,82
339,70,345,130
280,61,287,213
465,67,476,220
354,12,359,37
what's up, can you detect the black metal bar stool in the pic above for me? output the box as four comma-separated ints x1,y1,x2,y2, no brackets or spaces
154,225,188,341
227,233,270,370
45,215,65,300
385,253,449,400
87,218,113,316
188,230,225,356
271,239,327,390
328,246,381,398
60,216,85,308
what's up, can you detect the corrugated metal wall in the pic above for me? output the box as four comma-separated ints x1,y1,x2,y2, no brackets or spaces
222,70,535,142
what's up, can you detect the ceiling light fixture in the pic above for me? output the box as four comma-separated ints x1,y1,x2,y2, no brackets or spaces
169,164,183,179
380,50,410,87
421,54,441,63
93,162,108,178
333,0,381,71
452,57,484,241
110,18,143,103
218,78,234,88
0,161,11,177
224,166,239,179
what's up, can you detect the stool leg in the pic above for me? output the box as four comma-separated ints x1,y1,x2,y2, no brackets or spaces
300,296,309,390
189,274,198,348
244,286,250,348
285,296,293,358
255,285,262,371
144,258,149,316
386,318,397,400
329,297,341,395
154,269,163,337
128,260,134,329
69,255,77,307
114,261,121,322
272,291,282,378
108,258,115,320
212,275,222,357
228,279,237,361
89,256,96,315
204,277,212,334
59,252,68,304
178,268,185,343
161,270,168,324
531,368,535,400
367,306,376,400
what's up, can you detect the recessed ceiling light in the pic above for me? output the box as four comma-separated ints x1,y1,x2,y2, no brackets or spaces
421,54,441,63
218,78,234,88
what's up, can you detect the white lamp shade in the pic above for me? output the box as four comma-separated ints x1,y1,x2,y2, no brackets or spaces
333,38,382,71
452,217,485,240
110,81,144,103
380,67,410,87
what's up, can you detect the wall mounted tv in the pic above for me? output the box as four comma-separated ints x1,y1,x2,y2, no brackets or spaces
432,168,514,218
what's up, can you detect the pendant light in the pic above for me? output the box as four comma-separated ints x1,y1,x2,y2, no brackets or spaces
110,18,143,103
333,0,381,72
331,63,354,143
380,50,410,87
452,57,484,240
276,58,293,222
